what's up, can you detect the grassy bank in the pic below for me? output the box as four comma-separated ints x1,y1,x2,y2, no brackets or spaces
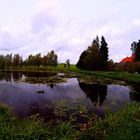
91,71,140,84
0,102,139,140
2,64,140,84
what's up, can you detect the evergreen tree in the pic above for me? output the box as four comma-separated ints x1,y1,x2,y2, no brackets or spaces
131,41,137,55
130,40,140,61
100,36,108,61
95,35,100,48
76,36,109,71
135,40,140,61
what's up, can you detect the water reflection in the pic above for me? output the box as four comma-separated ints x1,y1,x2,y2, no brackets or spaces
0,71,140,119
49,83,54,89
0,71,23,82
13,72,22,82
130,84,140,101
79,82,107,106
0,71,57,83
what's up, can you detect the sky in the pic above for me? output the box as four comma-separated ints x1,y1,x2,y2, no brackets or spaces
0,0,140,64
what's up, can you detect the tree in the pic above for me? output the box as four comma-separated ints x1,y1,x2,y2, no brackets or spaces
42,55,48,66
76,36,109,71
100,36,108,61
25,51,58,67
130,40,140,61
95,35,100,48
131,41,137,55
66,59,70,68
12,54,22,67
99,36,109,69
0,55,5,69
53,54,58,66
34,53,41,67
26,55,34,66
135,40,140,61
76,51,88,69
85,41,102,70
47,50,58,66
5,54,12,68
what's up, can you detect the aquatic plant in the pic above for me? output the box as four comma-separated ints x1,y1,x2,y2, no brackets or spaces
0,102,139,139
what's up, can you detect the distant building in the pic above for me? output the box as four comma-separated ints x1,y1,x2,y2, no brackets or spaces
120,55,136,63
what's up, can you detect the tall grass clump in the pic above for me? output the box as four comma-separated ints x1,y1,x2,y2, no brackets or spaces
0,104,51,140
0,102,139,140
80,102,140,140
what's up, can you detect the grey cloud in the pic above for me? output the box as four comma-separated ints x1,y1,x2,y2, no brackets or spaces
31,11,57,34
0,31,23,52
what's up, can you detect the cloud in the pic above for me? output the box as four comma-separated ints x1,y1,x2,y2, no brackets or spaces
133,19,140,27
0,0,140,64
31,11,58,34
0,31,22,52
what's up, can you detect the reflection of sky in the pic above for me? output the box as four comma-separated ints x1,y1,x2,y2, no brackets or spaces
104,85,131,112
0,78,133,118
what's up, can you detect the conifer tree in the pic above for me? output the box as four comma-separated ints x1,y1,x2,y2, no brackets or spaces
76,36,109,71
135,40,140,61
100,36,108,61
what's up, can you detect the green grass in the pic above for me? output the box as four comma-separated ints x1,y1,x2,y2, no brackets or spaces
36,65,140,83
2,64,140,84
0,102,140,140
2,64,140,85
54,65,140,84
83,102,140,140
91,71,140,84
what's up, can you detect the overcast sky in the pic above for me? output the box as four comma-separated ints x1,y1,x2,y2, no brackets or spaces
0,0,140,63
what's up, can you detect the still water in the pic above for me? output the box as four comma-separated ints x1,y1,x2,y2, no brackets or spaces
0,71,139,119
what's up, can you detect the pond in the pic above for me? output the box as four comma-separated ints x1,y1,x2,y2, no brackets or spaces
0,71,139,122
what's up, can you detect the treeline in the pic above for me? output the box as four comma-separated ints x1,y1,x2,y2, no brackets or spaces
76,36,108,71
76,36,140,73
0,50,58,69
108,39,140,73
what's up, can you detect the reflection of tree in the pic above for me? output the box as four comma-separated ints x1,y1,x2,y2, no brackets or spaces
50,84,54,89
12,72,22,81
5,72,12,82
0,71,23,82
129,84,140,101
22,71,56,77
0,71,12,82
79,82,107,106
0,71,57,83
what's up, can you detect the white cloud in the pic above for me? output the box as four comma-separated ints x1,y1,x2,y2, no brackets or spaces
0,0,140,63
133,19,140,27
